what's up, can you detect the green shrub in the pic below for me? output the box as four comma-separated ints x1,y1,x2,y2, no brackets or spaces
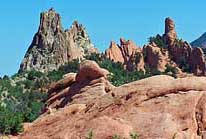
164,64,178,78
47,70,64,81
148,34,167,49
47,59,79,82
0,76,46,135
177,56,191,72
112,134,120,139
27,70,44,80
86,54,151,86
0,106,23,134
130,132,139,139
86,130,93,139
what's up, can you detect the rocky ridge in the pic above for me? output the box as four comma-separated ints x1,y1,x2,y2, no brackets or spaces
20,60,206,139
105,17,206,76
191,32,206,49
19,8,97,73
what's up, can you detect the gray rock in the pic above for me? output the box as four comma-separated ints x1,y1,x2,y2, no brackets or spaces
19,8,98,73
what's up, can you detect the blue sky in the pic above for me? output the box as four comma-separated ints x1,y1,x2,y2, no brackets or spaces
0,0,206,76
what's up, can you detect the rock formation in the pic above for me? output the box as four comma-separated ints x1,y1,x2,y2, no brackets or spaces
105,17,206,75
105,41,124,63
105,38,145,72
19,8,97,73
143,42,171,72
163,18,205,76
20,61,206,139
189,47,206,76
163,17,177,45
45,60,114,110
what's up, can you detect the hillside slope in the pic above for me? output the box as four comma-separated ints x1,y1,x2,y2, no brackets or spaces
191,32,206,49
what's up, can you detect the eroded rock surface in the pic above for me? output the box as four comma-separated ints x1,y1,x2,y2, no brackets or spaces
21,61,206,139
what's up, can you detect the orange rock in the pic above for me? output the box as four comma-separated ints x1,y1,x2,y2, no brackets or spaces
76,60,109,83
105,38,145,72
189,47,206,76
143,43,170,72
163,17,177,45
105,41,124,63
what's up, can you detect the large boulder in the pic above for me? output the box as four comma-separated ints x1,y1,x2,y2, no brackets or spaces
76,60,110,82
19,8,97,73
45,60,113,111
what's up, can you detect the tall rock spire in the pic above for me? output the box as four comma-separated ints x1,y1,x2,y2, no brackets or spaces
19,8,98,73
164,17,177,45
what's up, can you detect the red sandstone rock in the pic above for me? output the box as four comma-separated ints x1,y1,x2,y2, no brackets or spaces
76,60,109,82
163,17,177,45
105,38,145,72
143,42,170,72
189,47,206,76
105,41,124,63
20,74,206,139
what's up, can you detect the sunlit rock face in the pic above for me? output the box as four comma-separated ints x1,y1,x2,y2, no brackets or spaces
105,38,145,72
19,8,97,73
20,60,206,139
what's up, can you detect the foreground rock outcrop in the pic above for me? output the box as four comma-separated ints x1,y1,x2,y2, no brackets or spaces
20,60,206,139
19,8,97,73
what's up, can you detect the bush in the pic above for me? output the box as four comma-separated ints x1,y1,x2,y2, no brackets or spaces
148,34,167,49
27,70,44,80
48,59,79,81
130,132,139,139
86,54,149,86
86,130,93,139
0,106,23,134
0,76,46,135
165,64,178,77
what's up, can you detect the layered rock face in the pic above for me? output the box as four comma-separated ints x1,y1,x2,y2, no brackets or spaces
19,8,97,73
20,61,206,139
105,38,145,72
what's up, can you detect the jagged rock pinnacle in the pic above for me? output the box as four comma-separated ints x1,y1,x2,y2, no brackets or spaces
164,17,177,45
19,8,98,73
